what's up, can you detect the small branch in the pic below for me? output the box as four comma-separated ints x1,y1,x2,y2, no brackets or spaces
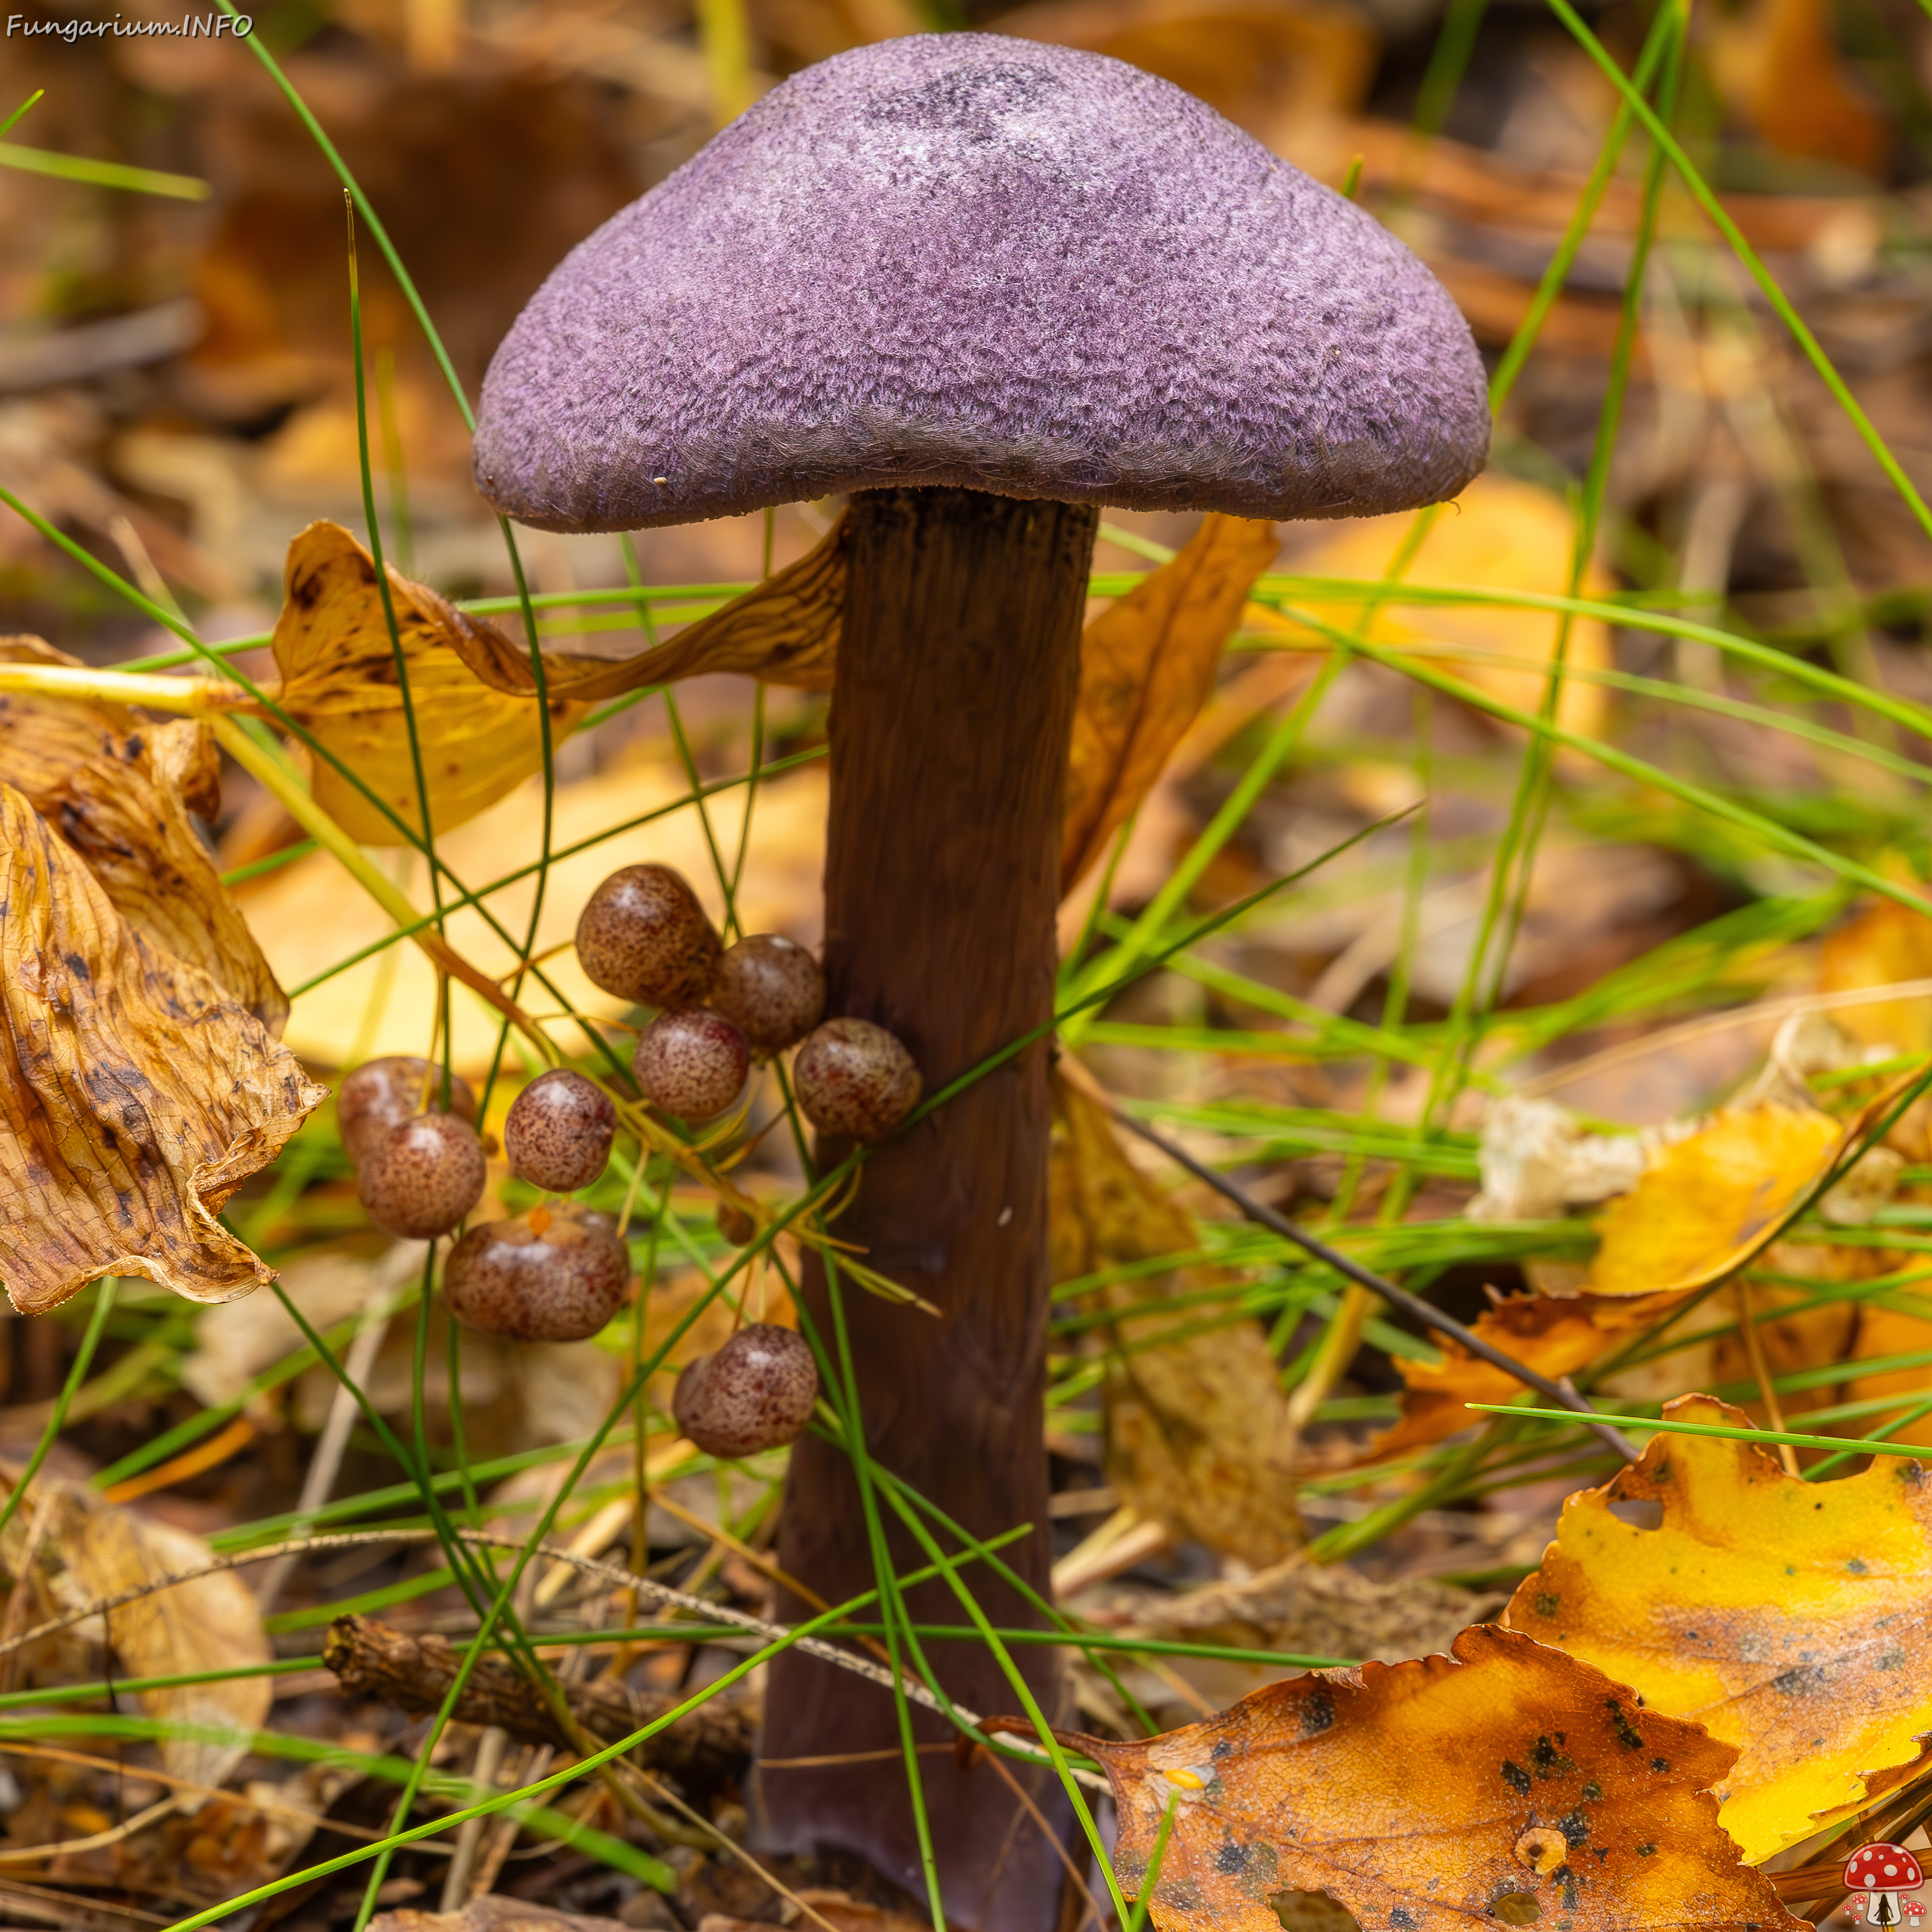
1081,1078,1639,1464
323,1613,752,1792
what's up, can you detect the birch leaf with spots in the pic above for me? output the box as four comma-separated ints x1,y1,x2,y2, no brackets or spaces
1506,1394,1932,1863
0,782,326,1315
1078,1624,1792,1932
0,635,286,1032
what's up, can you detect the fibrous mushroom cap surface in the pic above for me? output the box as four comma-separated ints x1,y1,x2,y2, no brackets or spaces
472,33,1489,529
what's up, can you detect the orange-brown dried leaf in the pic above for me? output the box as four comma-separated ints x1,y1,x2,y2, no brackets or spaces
1507,1395,1932,1862
0,783,325,1314
1847,1298,1932,1451
1061,514,1280,892
1052,1073,1300,1565
1708,0,1888,174
0,636,286,1033
1369,1288,1680,1460
1086,1623,1793,1932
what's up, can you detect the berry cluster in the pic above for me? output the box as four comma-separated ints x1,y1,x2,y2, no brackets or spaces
576,862,921,1142
340,864,910,1445
340,1058,487,1240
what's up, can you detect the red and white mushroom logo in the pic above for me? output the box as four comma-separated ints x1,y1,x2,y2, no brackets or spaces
1845,1844,1925,1923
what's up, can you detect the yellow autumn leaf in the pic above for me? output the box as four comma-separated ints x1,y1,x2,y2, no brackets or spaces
1588,1104,1845,1297
1370,1096,1893,1462
1285,471,1613,741
1061,514,1280,892
1051,1072,1301,1565
1507,1394,1932,1862
0,635,287,1033
0,782,326,1314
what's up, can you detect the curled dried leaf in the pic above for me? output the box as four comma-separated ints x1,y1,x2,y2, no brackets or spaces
1051,1072,1301,1566
448,513,847,700
1367,1289,1680,1462
267,522,597,844
1082,1624,1795,1932
265,519,846,845
1,1468,271,1791
1371,1088,1916,1461
1061,514,1281,892
0,782,326,1314
0,635,285,1032
1508,1394,1932,1862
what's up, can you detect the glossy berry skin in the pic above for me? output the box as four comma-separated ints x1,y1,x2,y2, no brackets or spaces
673,1323,819,1458
709,933,826,1056
339,1057,477,1164
358,1112,489,1238
792,1018,921,1143
443,1203,630,1343
634,1009,750,1121
503,1068,615,1192
575,864,720,1009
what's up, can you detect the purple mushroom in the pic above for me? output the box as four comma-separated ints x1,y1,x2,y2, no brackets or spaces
473,32,1486,1927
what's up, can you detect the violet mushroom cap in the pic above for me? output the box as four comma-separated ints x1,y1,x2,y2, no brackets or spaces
471,34,1487,528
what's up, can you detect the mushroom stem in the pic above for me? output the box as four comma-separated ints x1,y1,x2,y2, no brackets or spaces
765,486,1098,1929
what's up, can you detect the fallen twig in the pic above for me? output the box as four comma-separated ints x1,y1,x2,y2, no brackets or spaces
324,1612,752,1791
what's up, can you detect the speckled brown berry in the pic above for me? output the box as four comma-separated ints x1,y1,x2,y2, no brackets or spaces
709,933,826,1057
792,1018,921,1143
575,864,720,1008
716,1203,756,1245
503,1068,615,1193
358,1112,488,1238
443,1202,630,1342
339,1057,477,1164
634,1009,750,1121
672,1323,819,1458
